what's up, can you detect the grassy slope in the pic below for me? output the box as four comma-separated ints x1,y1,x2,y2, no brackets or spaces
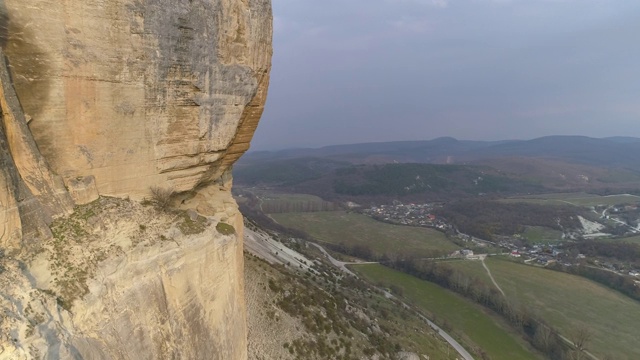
485,257,640,360
258,192,336,213
245,254,459,360
604,235,640,245
522,226,563,243
502,193,640,207
260,193,327,202
352,264,539,360
271,211,458,258
443,260,495,286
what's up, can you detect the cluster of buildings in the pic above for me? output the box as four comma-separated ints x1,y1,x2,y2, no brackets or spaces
361,201,640,280
362,203,451,230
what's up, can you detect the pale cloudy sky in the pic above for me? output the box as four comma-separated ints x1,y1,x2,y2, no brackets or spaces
251,0,640,150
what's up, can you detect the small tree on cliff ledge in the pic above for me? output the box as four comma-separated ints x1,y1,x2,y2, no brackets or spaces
149,186,175,211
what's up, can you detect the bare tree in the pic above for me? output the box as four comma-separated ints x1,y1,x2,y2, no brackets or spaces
570,326,592,351
149,186,175,211
567,326,593,360
533,325,554,352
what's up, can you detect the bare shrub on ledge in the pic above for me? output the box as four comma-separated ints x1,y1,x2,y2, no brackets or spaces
149,186,175,211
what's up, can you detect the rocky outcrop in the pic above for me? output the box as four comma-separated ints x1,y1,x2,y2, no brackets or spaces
0,0,271,358
1,0,271,197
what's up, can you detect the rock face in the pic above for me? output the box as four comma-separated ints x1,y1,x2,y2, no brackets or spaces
0,0,271,359
2,0,271,197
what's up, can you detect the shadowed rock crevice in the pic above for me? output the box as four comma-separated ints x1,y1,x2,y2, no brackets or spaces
0,9,53,127
0,48,72,252
0,1,7,49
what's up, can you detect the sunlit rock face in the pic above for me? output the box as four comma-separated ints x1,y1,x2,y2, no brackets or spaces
0,0,271,358
2,0,271,197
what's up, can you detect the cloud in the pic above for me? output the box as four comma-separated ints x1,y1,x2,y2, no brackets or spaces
388,17,433,33
386,0,449,7
253,0,640,150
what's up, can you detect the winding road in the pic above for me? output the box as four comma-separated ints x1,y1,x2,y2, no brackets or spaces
308,242,379,276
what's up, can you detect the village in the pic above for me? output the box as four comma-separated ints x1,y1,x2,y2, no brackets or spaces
360,201,640,280
362,202,451,230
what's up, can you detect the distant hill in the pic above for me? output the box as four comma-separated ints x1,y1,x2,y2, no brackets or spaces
241,137,512,164
242,136,640,170
236,136,640,200
235,161,546,202
466,136,640,169
233,157,350,186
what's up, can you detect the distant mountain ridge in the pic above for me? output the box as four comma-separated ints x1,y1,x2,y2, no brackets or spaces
242,136,640,170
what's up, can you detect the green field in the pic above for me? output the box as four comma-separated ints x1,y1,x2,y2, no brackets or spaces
502,192,640,207
604,235,640,245
443,260,495,287
521,226,563,243
260,193,326,202
257,192,337,213
352,264,539,360
271,211,458,258
485,257,640,360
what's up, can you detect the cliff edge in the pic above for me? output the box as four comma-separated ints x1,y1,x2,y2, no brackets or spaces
0,0,271,358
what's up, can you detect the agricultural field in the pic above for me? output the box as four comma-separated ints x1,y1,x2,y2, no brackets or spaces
271,211,458,258
442,260,495,286
485,257,640,360
256,192,337,213
351,264,540,360
521,226,563,243
501,192,640,207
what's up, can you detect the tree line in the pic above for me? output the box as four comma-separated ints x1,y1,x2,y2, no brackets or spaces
569,239,640,264
435,200,584,240
387,258,595,360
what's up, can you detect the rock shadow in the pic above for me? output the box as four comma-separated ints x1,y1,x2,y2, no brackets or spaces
0,1,54,155
0,1,7,49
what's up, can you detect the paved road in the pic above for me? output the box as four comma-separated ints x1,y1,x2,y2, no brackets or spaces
309,242,378,276
420,314,475,360
311,242,475,360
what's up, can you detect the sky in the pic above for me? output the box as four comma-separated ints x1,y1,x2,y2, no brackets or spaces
250,0,640,150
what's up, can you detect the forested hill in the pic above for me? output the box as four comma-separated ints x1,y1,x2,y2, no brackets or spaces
235,161,546,202
235,136,640,201
241,136,640,170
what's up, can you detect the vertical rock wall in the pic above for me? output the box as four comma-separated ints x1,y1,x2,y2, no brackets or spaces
1,0,271,197
0,0,271,358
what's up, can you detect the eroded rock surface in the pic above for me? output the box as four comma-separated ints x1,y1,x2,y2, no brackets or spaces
0,0,271,358
0,194,247,359
2,0,271,197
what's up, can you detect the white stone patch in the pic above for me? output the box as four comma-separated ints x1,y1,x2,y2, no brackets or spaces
244,228,315,272
578,215,606,234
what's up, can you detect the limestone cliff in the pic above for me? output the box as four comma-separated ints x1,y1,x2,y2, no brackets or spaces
0,0,271,358
2,0,271,197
